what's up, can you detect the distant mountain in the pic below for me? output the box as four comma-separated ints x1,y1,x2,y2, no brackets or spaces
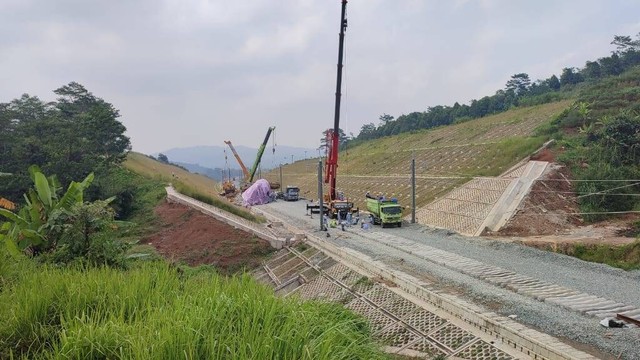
173,162,244,182
156,145,318,170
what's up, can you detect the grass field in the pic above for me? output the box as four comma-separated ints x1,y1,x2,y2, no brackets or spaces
266,100,573,211
124,152,221,197
0,256,387,359
124,153,264,223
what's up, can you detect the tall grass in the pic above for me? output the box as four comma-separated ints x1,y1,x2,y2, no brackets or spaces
0,259,386,359
124,152,265,224
556,240,640,270
172,181,265,223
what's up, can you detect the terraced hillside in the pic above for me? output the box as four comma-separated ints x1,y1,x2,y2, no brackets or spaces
264,100,572,212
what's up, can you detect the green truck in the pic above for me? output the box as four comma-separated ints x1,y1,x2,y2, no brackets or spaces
365,196,403,228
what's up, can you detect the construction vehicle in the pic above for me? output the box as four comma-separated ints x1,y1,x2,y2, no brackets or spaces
224,140,250,181
306,0,357,220
366,194,402,228
248,126,275,184
220,127,278,197
220,140,248,197
282,186,300,201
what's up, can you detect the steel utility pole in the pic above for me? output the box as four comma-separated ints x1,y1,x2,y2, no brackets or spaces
318,159,324,230
411,157,416,223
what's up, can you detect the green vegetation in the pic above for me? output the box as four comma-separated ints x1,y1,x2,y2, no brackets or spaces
172,181,265,223
0,166,134,268
0,258,386,359
350,33,640,144
554,241,640,270
539,68,640,222
124,152,265,223
267,100,571,212
0,82,131,203
0,84,385,359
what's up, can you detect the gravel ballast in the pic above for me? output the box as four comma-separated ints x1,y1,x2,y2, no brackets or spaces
259,199,640,360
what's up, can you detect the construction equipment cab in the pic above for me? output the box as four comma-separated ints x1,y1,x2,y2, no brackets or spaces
282,186,300,201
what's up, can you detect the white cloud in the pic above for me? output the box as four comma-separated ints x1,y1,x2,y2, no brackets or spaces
1,0,639,153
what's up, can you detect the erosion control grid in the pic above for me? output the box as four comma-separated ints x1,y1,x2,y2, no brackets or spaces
255,245,526,360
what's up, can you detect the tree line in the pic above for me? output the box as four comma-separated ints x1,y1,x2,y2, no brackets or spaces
0,82,131,202
349,33,640,145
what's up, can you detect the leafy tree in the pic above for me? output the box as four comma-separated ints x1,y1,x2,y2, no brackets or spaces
546,75,561,90
611,33,640,54
582,61,602,80
158,153,169,163
378,113,394,126
599,53,624,76
319,128,348,150
505,73,531,96
560,67,583,86
0,83,131,202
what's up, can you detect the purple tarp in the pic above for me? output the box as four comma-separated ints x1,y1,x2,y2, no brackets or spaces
242,179,272,206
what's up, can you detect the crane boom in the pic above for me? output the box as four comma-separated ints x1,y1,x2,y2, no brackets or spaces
249,126,275,183
324,0,347,201
224,140,250,180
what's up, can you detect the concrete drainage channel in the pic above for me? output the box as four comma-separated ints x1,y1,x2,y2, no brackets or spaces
254,244,523,359
166,189,596,359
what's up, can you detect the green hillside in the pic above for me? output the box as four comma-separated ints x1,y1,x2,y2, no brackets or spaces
124,152,221,197
265,100,572,211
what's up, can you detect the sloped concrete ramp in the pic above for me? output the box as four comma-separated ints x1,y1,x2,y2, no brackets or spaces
414,161,549,236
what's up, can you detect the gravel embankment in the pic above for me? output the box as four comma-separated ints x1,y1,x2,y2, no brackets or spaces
258,200,640,360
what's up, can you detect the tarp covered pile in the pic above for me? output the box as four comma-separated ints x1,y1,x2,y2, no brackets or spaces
241,179,273,206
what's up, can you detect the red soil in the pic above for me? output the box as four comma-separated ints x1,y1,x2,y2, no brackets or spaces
143,201,273,274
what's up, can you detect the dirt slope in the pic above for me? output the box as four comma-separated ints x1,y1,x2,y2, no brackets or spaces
144,201,273,274
489,160,638,247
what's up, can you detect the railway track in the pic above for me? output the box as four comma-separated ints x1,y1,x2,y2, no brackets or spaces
363,231,640,323
167,189,630,359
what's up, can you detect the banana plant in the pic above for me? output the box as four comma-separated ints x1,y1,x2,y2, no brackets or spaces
0,165,94,255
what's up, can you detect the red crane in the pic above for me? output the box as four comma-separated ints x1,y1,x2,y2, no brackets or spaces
325,0,348,202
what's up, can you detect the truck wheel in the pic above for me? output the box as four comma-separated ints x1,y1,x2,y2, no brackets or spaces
397,222,402,228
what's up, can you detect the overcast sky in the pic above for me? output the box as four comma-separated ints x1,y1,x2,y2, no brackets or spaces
2,1,639,154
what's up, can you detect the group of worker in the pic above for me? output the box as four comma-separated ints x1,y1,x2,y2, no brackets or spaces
323,211,360,231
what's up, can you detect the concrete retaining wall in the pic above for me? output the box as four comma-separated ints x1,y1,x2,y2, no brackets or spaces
165,186,287,249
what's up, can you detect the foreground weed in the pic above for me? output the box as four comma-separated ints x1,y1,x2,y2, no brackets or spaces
0,261,387,359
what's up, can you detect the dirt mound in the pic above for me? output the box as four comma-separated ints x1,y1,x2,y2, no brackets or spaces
491,164,582,237
488,163,639,247
144,201,273,274
530,148,555,162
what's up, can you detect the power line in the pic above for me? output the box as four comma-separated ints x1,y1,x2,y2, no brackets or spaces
577,181,640,198
536,179,640,182
529,190,640,196
515,210,640,216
